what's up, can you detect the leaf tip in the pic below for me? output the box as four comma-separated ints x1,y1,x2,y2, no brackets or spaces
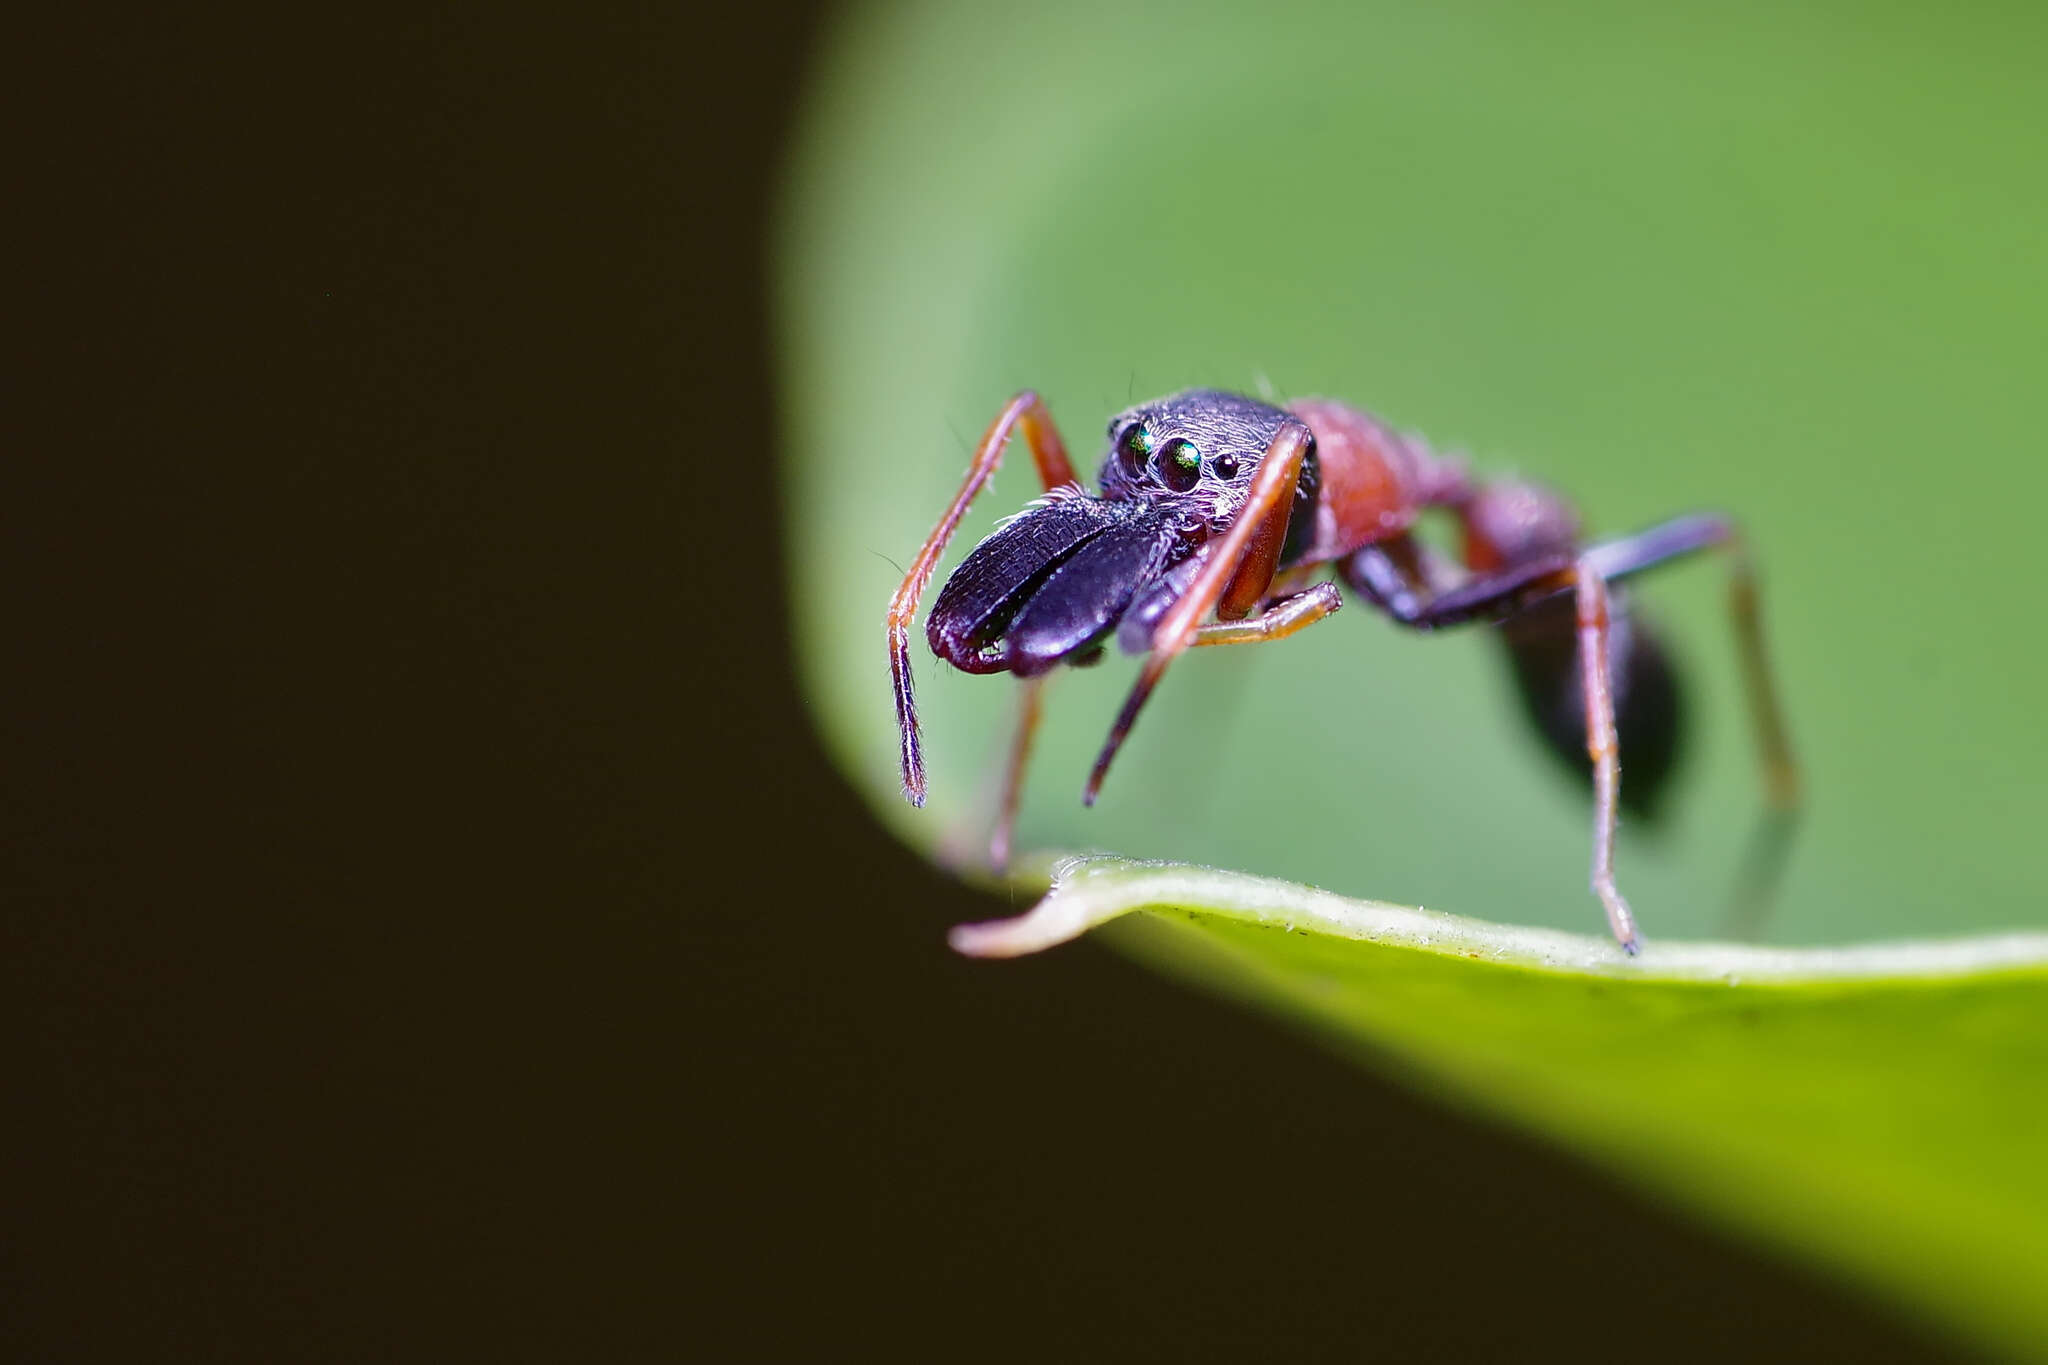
949,855,1113,957
947,909,1078,959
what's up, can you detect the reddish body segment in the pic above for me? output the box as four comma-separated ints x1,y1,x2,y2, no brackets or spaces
1282,397,1455,562
888,389,1798,953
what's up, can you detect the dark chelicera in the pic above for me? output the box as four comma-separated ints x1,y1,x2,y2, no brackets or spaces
926,497,1184,676
926,389,1320,678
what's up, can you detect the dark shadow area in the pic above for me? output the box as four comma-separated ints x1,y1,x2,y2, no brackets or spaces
5,4,1970,1360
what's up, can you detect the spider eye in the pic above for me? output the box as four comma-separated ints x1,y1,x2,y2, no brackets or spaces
1159,437,1201,492
1213,452,1240,479
1118,424,1154,476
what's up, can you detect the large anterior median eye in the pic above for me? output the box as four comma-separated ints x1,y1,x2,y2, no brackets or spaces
1118,423,1153,477
1158,437,1201,492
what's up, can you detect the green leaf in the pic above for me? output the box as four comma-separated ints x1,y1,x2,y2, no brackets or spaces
956,857,2048,1359
779,0,2048,1356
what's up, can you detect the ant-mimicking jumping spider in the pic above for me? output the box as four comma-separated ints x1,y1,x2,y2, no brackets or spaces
888,389,1799,952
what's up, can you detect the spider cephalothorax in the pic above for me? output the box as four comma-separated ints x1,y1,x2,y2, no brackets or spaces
926,390,1319,678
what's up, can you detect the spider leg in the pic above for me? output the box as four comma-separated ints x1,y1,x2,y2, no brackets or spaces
1083,421,1314,805
1341,512,1799,951
1190,582,1343,647
1346,544,1637,951
1584,514,1799,810
1587,515,1806,940
888,392,1076,806
1573,564,1638,952
988,673,1047,872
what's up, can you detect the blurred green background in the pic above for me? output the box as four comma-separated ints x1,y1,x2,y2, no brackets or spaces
781,0,2048,946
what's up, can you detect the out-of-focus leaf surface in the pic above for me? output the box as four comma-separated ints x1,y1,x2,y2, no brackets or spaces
955,857,2048,1359
778,0,2048,1356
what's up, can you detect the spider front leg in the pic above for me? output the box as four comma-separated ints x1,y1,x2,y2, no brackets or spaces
1083,420,1316,805
888,392,1076,806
